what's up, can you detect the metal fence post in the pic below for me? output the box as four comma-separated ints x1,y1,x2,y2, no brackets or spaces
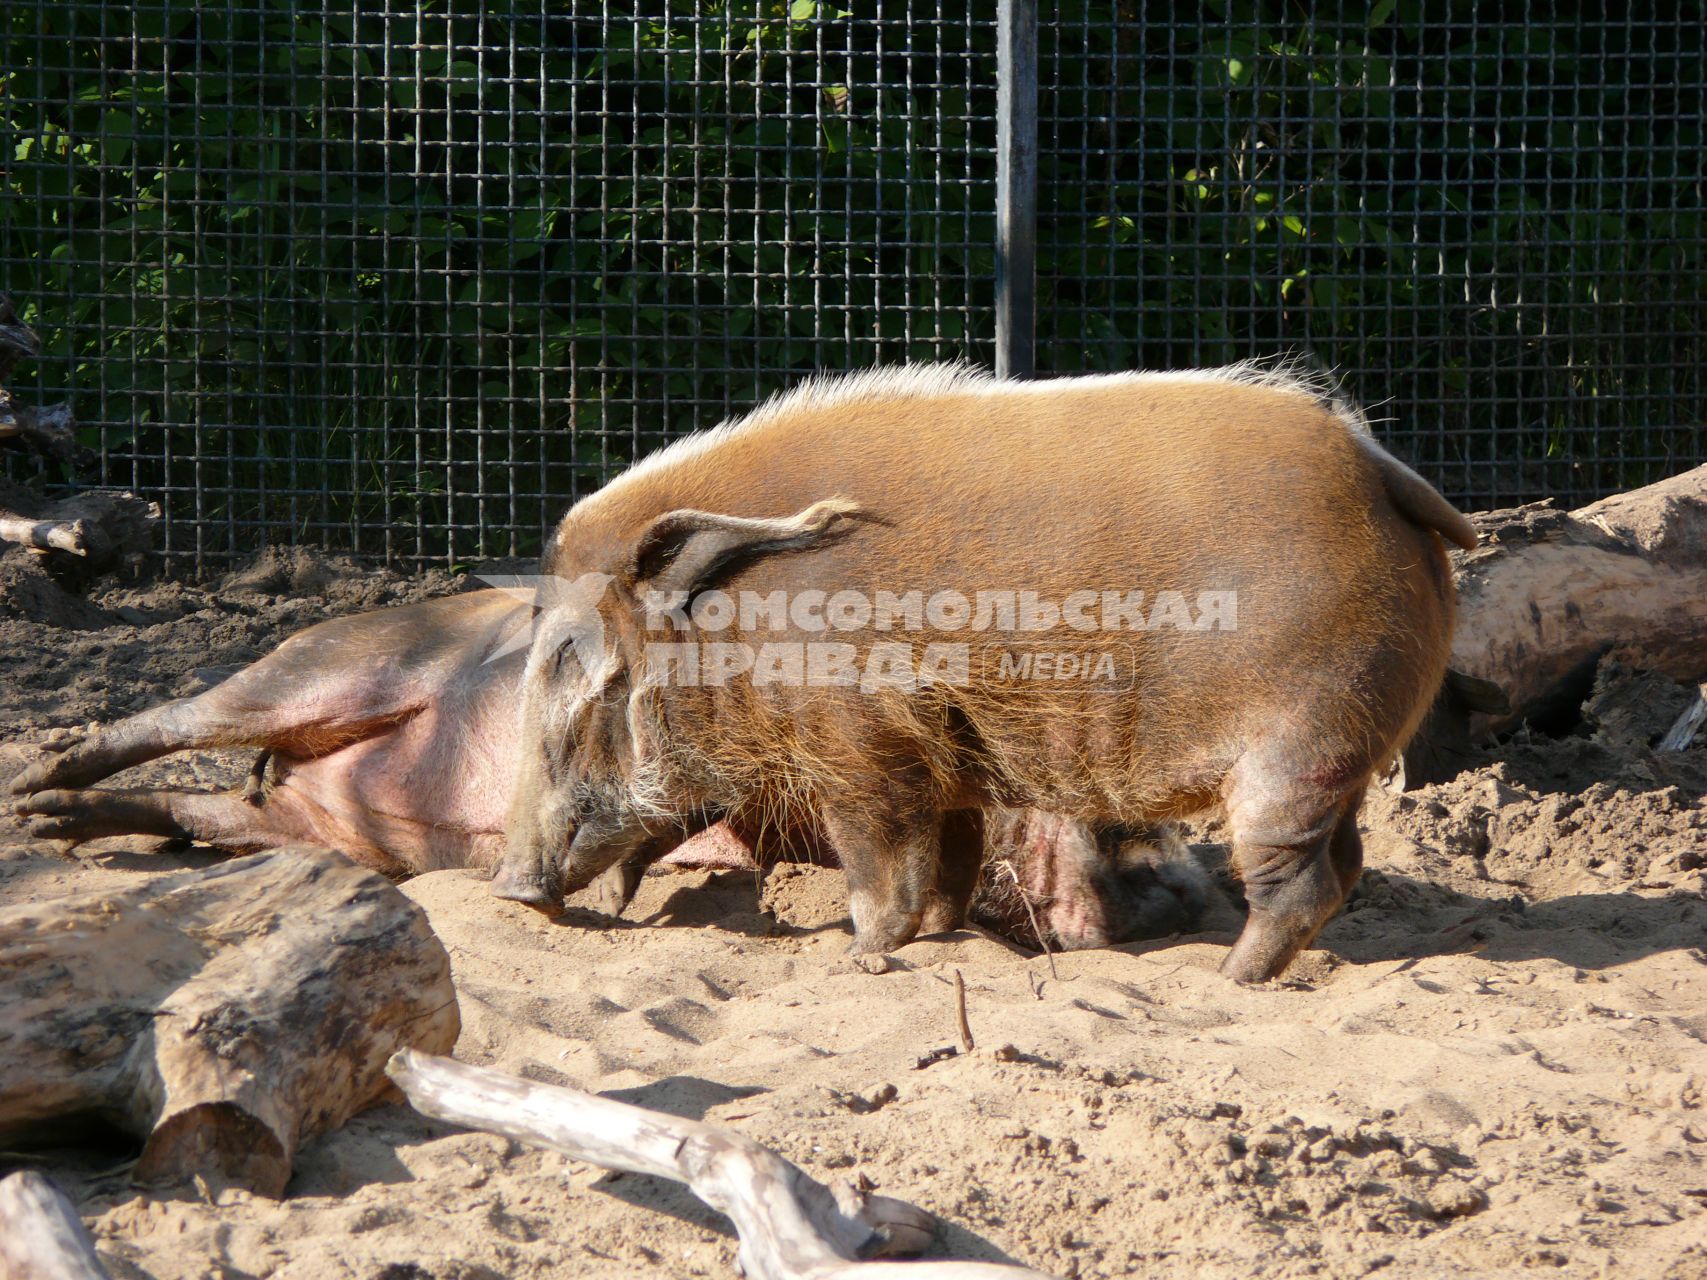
995,0,1038,381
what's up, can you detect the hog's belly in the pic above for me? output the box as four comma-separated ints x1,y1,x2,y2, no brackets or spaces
275,713,511,861
660,822,759,871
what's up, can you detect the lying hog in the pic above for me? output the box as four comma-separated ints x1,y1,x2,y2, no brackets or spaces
7,589,1207,951
498,361,1475,981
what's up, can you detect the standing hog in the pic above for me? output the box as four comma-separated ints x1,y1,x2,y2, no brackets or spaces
494,361,1475,982
7,590,1206,950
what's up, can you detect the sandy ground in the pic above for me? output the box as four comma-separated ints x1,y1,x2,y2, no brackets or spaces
1,548,1704,1280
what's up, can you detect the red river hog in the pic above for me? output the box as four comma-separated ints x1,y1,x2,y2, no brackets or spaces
493,361,1474,982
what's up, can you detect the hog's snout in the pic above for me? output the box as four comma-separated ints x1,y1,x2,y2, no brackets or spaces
489,864,565,914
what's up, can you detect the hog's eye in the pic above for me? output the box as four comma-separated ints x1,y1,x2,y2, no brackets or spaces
536,639,574,682
548,632,587,675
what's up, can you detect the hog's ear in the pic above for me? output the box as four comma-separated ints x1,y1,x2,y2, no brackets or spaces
629,498,865,597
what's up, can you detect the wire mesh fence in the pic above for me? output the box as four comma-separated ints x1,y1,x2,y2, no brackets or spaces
1,2,1702,568
1035,7,1707,512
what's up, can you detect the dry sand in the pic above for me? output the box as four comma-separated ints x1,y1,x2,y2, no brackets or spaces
1,548,1704,1279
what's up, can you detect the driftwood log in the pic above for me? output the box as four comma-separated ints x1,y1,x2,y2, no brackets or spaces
0,846,460,1197
1454,464,1707,723
387,1050,1056,1280
1401,464,1707,783
0,1172,111,1280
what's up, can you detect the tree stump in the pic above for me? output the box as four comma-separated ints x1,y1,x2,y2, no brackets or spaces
0,846,460,1197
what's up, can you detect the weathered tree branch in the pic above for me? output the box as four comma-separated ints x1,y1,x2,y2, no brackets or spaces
0,489,159,566
0,1171,112,1280
386,1050,1056,1280
0,847,461,1197
0,510,94,556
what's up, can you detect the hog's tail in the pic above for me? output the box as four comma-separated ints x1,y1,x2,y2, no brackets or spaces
1349,431,1480,553
1249,357,1481,553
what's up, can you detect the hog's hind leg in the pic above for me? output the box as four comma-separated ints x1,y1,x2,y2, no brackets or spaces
10,633,412,797
1219,762,1368,984
7,702,203,796
1327,789,1366,898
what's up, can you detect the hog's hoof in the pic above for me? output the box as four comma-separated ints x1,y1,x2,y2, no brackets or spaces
1217,947,1295,986
830,951,904,977
587,863,645,919
918,901,970,937
848,893,923,957
7,742,83,796
848,928,918,958
589,880,624,918
489,869,563,915
15,789,99,843
847,924,919,959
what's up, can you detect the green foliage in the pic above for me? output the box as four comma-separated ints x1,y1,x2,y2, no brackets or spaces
1036,3,1705,501
0,0,994,560
1,2,1701,561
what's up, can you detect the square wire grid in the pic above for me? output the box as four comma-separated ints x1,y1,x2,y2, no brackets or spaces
1035,6,1706,509
1,3,1702,565
1,0,996,566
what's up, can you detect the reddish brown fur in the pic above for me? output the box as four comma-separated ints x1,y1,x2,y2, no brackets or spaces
500,363,1468,980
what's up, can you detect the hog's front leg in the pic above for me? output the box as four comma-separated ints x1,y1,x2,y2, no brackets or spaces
920,808,984,935
818,793,942,956
14,785,335,860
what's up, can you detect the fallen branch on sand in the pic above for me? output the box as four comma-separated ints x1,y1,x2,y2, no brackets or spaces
386,1050,1056,1280
0,489,159,566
